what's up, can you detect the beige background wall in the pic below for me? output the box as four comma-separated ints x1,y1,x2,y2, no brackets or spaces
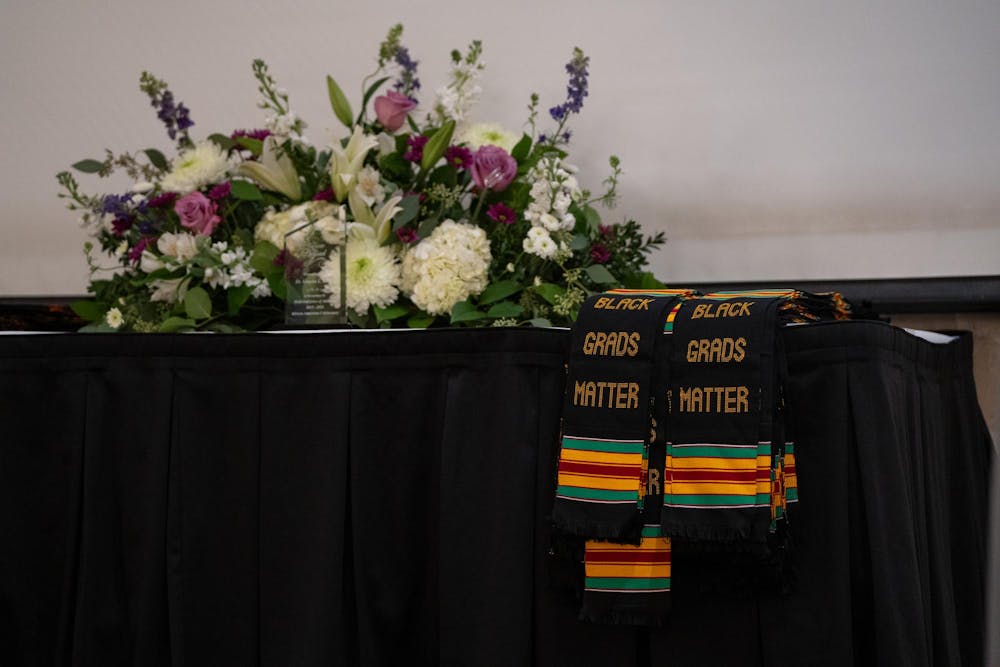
1,0,999,294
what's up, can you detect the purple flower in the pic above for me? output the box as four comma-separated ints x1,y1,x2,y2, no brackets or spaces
598,224,614,239
101,193,132,218
444,145,473,171
312,188,334,202
175,191,221,236
230,128,271,142
590,243,611,264
393,47,421,96
395,227,420,244
111,217,134,237
208,181,231,200
127,236,154,264
154,90,194,142
486,202,517,225
549,48,590,124
274,248,304,281
404,134,428,162
374,91,417,132
470,145,517,192
147,192,178,208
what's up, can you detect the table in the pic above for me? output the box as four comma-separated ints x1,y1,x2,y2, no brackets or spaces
0,322,990,666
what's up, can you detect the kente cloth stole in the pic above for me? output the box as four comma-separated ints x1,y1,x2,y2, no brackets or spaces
552,292,681,541
662,294,789,544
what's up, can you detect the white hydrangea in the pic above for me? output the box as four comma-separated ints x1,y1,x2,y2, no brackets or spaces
160,141,232,194
319,235,401,315
401,219,492,316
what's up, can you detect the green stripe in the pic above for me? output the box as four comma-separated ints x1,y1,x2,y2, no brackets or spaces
785,443,795,455
557,486,638,501
756,493,771,504
671,445,762,459
586,577,671,590
641,525,664,538
562,437,643,454
663,322,674,332
786,488,799,501
665,494,757,506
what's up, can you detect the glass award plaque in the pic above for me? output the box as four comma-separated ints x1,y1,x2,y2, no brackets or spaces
283,214,348,327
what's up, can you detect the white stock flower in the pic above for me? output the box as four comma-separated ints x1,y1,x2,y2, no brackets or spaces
459,122,519,152
401,219,491,316
523,226,558,259
160,141,232,194
319,235,401,315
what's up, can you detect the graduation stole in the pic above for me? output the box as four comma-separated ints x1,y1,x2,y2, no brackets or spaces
552,292,682,541
661,293,791,544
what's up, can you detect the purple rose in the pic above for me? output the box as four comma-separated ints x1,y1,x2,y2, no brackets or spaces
175,191,221,236
374,91,417,132
470,145,517,192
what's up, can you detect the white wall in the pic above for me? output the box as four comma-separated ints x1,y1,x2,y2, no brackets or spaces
1,0,998,295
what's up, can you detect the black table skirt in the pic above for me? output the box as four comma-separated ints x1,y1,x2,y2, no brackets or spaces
0,323,991,666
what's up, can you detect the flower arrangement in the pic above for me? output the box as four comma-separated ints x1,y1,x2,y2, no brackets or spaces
58,25,665,332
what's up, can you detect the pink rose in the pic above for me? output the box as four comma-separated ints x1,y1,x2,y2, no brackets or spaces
470,145,518,192
374,91,417,132
175,191,221,236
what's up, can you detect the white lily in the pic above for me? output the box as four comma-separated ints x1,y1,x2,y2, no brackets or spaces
348,192,403,245
330,126,379,203
237,139,302,201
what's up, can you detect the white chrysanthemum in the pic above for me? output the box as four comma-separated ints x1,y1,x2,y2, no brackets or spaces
459,122,520,153
523,226,558,259
319,235,401,315
401,219,492,316
105,307,124,329
160,141,232,194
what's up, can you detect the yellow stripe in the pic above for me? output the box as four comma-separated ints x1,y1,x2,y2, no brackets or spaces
586,538,671,552
671,481,757,495
558,473,639,491
561,450,642,465
670,457,757,470
585,563,671,578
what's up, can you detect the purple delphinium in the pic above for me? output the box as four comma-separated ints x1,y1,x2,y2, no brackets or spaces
101,193,133,219
404,134,428,163
393,46,421,97
155,90,193,141
486,202,517,225
395,227,420,245
590,243,611,264
549,48,590,122
444,145,473,171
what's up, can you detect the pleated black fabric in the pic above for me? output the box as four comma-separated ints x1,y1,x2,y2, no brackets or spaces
0,323,990,666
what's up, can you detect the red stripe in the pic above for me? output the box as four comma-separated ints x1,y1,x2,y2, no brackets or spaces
586,552,671,564
670,469,758,482
559,461,641,476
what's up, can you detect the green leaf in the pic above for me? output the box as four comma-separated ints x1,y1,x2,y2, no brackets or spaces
70,299,105,322
511,133,532,162
158,317,197,333
421,120,456,172
326,75,354,129
266,272,287,300
374,303,409,324
631,271,666,290
205,322,244,333
477,280,521,305
585,264,617,284
534,282,565,305
250,241,280,274
407,314,434,329
72,159,104,174
143,148,169,171
450,299,487,324
570,233,589,251
486,301,524,319
528,317,553,328
208,133,236,151
360,76,392,119
183,286,212,320
417,216,442,240
392,194,421,229
231,180,263,201
226,284,253,316
582,204,602,233
234,136,263,156
79,322,116,333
